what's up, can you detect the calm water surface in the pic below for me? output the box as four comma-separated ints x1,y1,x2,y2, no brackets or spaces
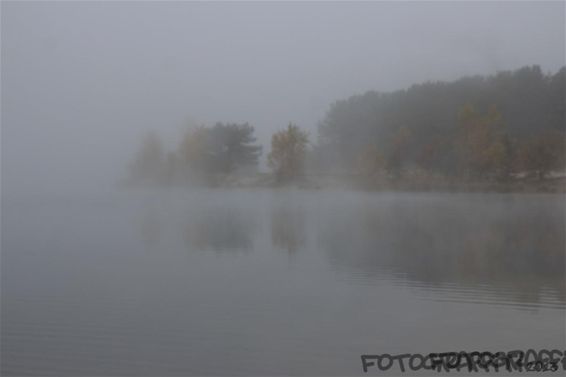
2,190,565,375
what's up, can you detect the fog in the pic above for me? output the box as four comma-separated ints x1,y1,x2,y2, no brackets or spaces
2,3,566,375
2,1,564,194
2,189,565,375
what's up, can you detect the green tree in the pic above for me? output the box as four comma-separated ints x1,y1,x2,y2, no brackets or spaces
268,123,309,182
178,123,262,178
207,123,262,174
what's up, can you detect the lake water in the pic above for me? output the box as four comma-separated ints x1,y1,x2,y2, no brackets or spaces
2,189,565,375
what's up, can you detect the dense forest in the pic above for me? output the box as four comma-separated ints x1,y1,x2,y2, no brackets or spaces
314,65,565,181
129,65,565,188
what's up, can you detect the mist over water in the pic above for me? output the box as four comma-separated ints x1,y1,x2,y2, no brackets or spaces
2,1,565,376
2,190,564,375
2,1,565,194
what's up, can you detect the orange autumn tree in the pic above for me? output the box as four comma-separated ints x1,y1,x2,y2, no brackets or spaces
268,123,309,182
456,104,512,180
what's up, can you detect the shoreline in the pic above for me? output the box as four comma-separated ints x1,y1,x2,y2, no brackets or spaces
145,173,566,194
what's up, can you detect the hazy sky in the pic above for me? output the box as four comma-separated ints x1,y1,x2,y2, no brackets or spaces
2,1,564,193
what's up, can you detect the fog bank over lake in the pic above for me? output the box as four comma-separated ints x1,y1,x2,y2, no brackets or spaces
2,2,564,195
2,1,565,375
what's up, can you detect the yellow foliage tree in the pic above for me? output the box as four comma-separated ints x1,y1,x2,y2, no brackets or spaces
178,126,209,175
357,143,385,177
457,104,510,180
268,123,309,181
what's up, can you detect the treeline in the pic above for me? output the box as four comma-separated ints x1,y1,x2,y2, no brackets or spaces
129,65,565,188
130,123,262,186
314,65,565,181
129,122,309,186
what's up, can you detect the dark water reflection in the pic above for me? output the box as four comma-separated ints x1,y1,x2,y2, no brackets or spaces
2,190,564,375
183,206,256,253
319,196,565,308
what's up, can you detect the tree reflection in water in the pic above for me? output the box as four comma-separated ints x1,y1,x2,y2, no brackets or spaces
183,206,256,253
270,204,306,255
319,195,565,307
